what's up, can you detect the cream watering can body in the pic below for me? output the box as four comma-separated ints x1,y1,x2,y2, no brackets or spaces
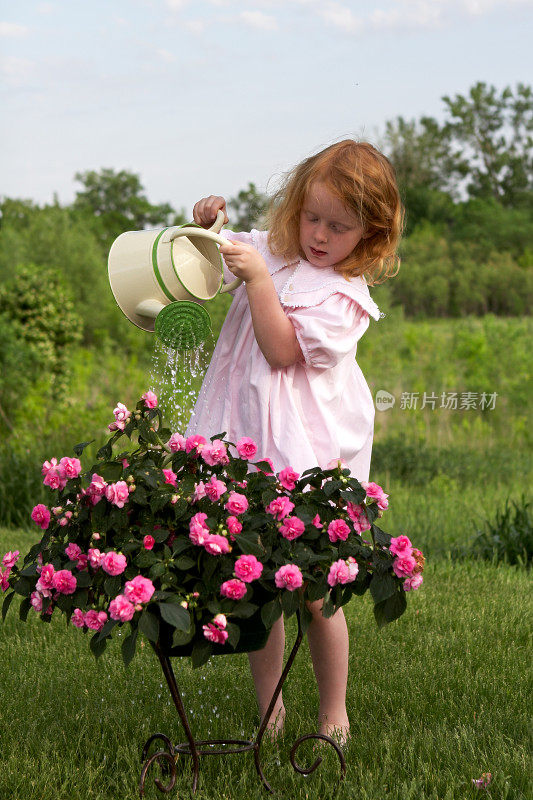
108,211,240,349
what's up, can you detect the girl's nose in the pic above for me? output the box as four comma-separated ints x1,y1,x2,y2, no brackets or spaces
314,225,328,243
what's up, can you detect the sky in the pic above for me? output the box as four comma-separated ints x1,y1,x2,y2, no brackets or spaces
1,0,532,218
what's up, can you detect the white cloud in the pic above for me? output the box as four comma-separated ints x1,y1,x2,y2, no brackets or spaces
240,10,278,29
165,0,190,9
0,55,34,87
185,19,206,33
0,21,28,37
318,3,363,33
156,48,177,62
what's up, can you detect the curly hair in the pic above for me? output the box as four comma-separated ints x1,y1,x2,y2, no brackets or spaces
265,140,404,285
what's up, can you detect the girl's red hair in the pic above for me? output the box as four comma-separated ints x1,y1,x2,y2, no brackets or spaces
266,140,404,284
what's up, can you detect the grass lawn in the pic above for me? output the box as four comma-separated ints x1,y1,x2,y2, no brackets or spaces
0,526,530,800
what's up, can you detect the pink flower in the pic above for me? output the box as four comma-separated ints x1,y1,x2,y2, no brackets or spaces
185,434,207,454
109,594,136,622
58,457,82,479
141,390,158,408
124,575,155,604
226,516,242,537
31,504,51,530
143,535,155,550
88,548,103,569
38,563,55,589
30,591,43,611
105,481,130,508
101,551,127,576
76,554,88,570
403,574,423,591
189,512,210,545
346,502,371,533
279,516,305,541
113,402,130,430
220,578,247,600
312,514,323,529
86,473,107,505
1,569,11,592
275,564,303,591
35,578,52,597
236,437,258,460
389,535,413,557
65,543,82,562
234,554,263,582
205,474,227,502
41,457,59,478
327,518,351,543
71,608,85,627
202,439,229,466
472,773,492,790
327,557,359,587
2,551,19,570
52,569,77,595
192,481,206,502
202,622,228,645
266,496,295,520
361,481,389,510
203,534,231,555
84,609,108,631
278,467,300,492
162,468,178,487
225,492,248,515
167,432,186,451
392,554,417,578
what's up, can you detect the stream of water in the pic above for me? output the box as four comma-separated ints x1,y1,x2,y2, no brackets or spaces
149,334,215,434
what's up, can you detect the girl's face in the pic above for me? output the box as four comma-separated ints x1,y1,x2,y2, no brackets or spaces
299,181,365,269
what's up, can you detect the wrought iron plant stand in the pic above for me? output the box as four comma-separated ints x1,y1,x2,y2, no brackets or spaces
139,609,346,796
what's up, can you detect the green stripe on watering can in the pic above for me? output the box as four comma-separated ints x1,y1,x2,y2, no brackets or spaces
169,221,223,301
151,228,177,303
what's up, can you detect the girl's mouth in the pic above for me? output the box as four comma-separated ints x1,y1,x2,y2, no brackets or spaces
310,247,327,257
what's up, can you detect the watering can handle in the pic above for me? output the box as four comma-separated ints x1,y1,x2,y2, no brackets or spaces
165,211,242,294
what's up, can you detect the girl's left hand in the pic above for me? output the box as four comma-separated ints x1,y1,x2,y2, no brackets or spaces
219,241,270,285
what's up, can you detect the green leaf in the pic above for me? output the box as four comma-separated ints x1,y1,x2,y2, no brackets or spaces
99,461,124,482
175,556,196,570
191,639,212,668
261,597,282,628
321,592,335,619
369,573,397,604
373,589,407,628
300,603,313,634
19,563,39,577
138,610,159,643
73,440,95,457
234,532,264,557
104,576,123,597
230,602,258,619
281,589,300,617
131,484,148,505
121,629,138,667
152,527,171,543
97,441,113,461
226,621,240,649
90,631,107,659
135,550,159,567
323,480,342,497
2,591,15,621
96,618,118,642
75,571,92,589
13,577,33,597
148,562,167,580
306,577,328,602
158,602,190,631
172,538,190,556
372,524,392,547
150,492,169,514
172,626,194,647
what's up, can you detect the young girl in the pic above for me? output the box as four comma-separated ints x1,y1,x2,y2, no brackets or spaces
188,140,404,744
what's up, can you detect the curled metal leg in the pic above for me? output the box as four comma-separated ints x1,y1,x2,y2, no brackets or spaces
141,733,174,763
290,733,346,780
139,749,177,796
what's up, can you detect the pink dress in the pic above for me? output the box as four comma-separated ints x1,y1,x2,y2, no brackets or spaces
186,229,383,483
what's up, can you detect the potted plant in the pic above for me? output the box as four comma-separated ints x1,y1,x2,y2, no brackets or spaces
1,392,425,669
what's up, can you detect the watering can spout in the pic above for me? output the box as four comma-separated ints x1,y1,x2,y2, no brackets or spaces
108,211,241,351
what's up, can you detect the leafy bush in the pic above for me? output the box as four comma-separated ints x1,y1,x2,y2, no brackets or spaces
466,495,532,567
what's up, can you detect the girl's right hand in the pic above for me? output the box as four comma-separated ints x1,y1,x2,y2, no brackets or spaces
192,195,229,228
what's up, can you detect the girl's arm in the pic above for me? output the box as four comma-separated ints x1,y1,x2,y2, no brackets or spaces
219,241,303,369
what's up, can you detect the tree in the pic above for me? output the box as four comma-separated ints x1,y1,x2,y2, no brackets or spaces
227,182,269,231
73,168,177,245
441,82,532,207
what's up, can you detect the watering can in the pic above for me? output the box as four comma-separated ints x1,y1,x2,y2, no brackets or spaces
107,211,241,350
